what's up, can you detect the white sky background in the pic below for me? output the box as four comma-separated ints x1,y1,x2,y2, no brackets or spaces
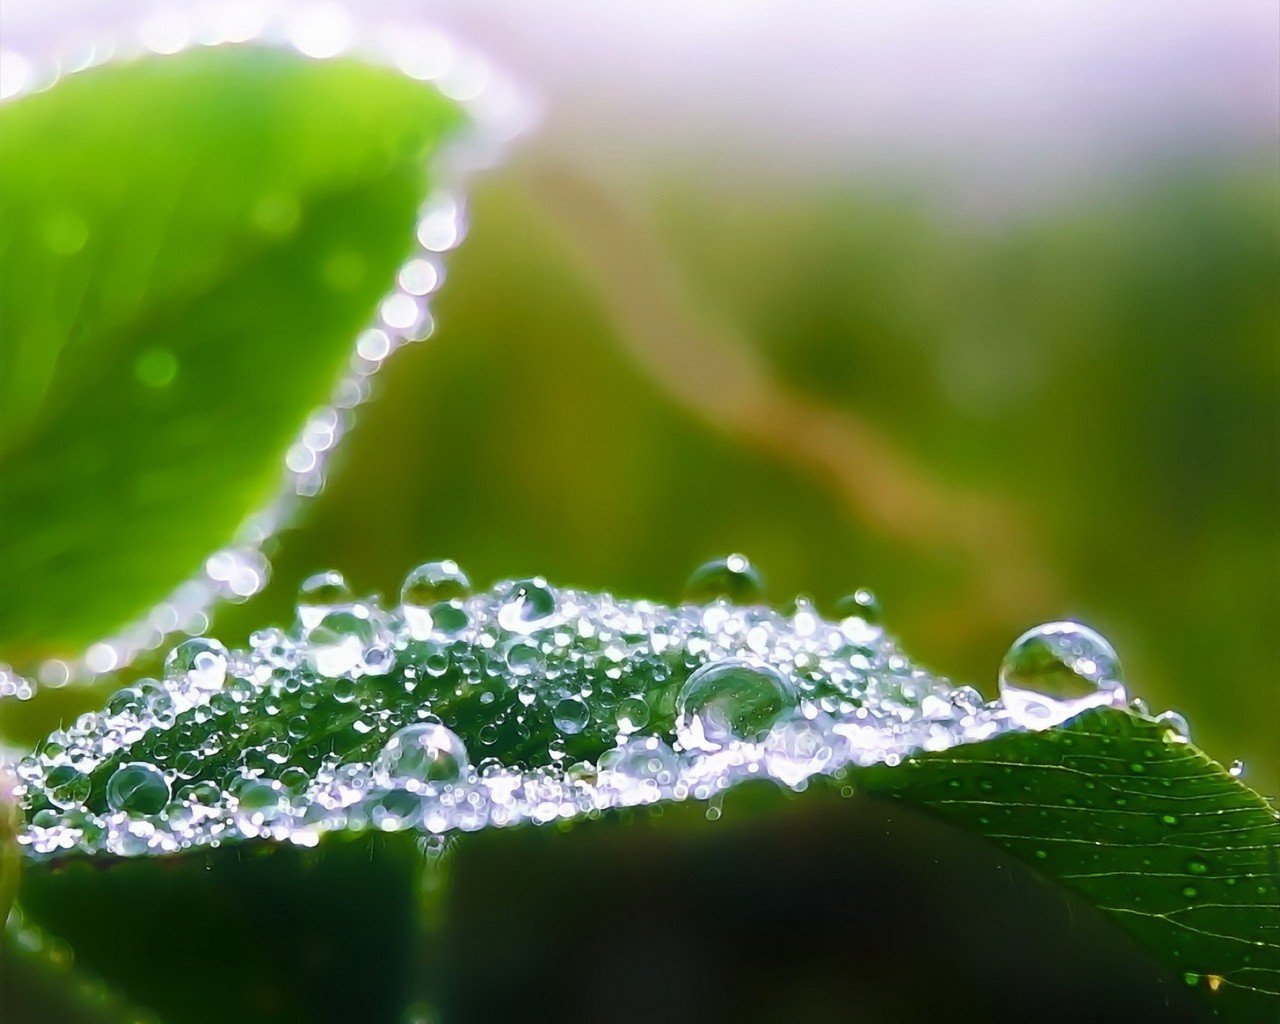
3,0,1277,202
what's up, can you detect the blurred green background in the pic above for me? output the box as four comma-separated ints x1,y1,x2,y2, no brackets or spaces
211,156,1279,793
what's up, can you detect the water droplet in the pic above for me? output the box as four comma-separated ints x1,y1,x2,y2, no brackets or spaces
45,765,91,810
616,696,650,734
297,570,352,629
1228,759,1245,778
764,715,834,787
164,637,229,691
497,578,559,633
833,588,881,624
1155,710,1191,743
401,560,471,639
232,777,287,819
998,621,1125,728
599,737,679,792
505,639,540,676
552,696,590,735
1186,858,1208,875
105,763,170,815
376,723,468,787
676,658,797,751
683,554,765,604
306,609,375,677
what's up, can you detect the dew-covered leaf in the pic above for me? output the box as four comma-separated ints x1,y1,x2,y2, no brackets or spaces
14,572,1279,1021
0,48,463,660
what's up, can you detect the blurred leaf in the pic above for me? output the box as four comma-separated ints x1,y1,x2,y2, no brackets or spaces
0,47,462,660
18,586,1280,1022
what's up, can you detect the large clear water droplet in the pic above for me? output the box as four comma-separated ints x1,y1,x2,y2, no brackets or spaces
683,554,765,604
764,715,835,787
306,608,376,677
676,658,797,751
401,560,470,640
998,621,1125,728
105,762,170,815
598,737,679,794
45,764,92,810
552,696,590,735
375,723,469,787
497,578,559,633
164,636,229,691
297,570,353,629
1155,709,1191,743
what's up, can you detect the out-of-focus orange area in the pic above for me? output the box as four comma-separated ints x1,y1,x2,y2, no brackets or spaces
221,157,1279,792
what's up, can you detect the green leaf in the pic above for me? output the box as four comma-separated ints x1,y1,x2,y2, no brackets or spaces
15,580,1279,1020
862,710,1280,1019
0,47,463,661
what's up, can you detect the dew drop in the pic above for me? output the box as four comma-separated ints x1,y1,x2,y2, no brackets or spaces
497,578,559,633
297,570,352,629
683,554,765,604
764,715,834,787
833,588,881,625
164,637,229,691
599,737,679,792
998,621,1125,728
676,658,797,751
45,765,91,810
1228,759,1245,778
616,696,650,734
1155,710,1191,743
376,723,468,786
552,696,590,735
401,560,471,639
306,609,375,677
105,762,170,815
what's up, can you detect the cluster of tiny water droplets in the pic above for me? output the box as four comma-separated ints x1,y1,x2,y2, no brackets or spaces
0,2,533,698
15,556,1144,861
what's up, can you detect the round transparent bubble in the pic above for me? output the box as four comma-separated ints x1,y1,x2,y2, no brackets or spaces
45,765,92,810
764,714,836,787
833,588,881,625
676,657,797,751
599,737,679,793
164,636,229,691
402,560,471,639
232,777,289,821
496,578,559,633
306,608,376,676
375,723,469,786
105,762,171,815
297,570,353,629
683,554,765,604
616,696,650,734
1155,709,1191,743
552,696,590,735
998,621,1125,729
